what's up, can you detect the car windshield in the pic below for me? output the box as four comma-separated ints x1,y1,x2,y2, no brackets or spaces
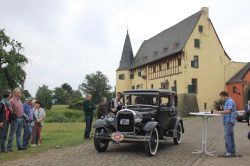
124,94,158,106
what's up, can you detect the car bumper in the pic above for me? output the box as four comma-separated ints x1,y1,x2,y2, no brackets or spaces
94,132,151,142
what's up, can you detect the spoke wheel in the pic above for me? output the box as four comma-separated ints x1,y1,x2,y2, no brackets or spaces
145,128,159,157
173,123,182,145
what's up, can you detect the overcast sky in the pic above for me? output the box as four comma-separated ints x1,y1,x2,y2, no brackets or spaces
1,0,250,95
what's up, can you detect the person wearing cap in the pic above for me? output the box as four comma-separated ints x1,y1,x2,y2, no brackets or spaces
22,97,34,149
0,90,12,153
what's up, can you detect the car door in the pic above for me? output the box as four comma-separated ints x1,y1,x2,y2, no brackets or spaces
158,95,172,129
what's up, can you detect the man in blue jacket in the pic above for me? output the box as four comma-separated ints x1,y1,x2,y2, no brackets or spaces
22,97,34,149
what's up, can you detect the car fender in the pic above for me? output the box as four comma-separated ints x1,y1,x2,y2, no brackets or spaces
143,121,159,132
173,117,184,137
93,119,107,129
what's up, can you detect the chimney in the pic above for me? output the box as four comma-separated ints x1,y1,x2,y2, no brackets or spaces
201,7,209,18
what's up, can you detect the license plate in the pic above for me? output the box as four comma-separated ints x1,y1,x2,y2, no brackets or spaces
120,119,129,125
111,132,124,142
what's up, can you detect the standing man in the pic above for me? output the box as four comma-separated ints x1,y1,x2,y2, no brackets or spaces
22,97,34,149
0,90,11,153
83,94,96,139
110,92,123,115
215,91,237,157
7,88,25,151
245,100,250,126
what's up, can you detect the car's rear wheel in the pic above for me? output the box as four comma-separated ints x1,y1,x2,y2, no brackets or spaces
94,128,109,152
145,128,159,157
173,122,183,145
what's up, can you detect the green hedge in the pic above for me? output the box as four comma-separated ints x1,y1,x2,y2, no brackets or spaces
46,105,84,123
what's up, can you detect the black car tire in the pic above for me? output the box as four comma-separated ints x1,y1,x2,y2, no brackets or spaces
94,128,109,152
173,122,183,145
145,128,159,157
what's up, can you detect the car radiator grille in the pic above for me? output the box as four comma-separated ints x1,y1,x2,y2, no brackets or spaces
117,112,134,132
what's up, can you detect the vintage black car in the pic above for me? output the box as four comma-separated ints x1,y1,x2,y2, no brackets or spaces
93,89,184,156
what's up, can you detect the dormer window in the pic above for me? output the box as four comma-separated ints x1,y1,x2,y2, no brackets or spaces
163,47,168,54
173,42,180,49
153,51,158,57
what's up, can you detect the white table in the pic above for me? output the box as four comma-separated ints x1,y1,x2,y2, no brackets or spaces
189,112,221,156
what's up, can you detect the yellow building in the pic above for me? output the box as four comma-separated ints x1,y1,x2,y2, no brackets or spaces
116,7,246,111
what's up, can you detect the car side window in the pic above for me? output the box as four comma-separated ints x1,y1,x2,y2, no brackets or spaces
160,97,170,107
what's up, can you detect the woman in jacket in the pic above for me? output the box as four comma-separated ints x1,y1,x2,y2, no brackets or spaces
31,100,45,146
0,90,12,153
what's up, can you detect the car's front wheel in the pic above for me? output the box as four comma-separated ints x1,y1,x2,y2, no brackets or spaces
145,128,159,157
94,128,109,152
173,122,183,145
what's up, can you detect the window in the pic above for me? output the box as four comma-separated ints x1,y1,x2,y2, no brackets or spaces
167,62,170,69
204,102,207,110
194,39,200,48
132,85,135,90
159,64,162,71
199,25,203,33
163,47,168,54
188,79,197,94
153,66,156,73
191,56,199,68
233,86,237,94
172,80,177,92
173,42,180,49
178,58,181,66
151,84,154,89
153,51,158,57
138,70,141,77
119,74,125,80
130,73,134,79
161,81,169,90
136,84,140,89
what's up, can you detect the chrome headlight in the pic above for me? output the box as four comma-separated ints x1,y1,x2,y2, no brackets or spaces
106,113,115,122
134,113,143,123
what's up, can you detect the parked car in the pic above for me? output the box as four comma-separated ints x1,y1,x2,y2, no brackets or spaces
93,89,184,157
236,110,246,122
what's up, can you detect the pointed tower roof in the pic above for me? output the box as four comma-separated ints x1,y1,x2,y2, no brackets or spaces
117,31,134,71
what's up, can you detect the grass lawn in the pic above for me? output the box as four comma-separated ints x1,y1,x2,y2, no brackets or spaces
0,110,87,161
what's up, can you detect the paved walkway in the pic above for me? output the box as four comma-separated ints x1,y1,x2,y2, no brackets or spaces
1,117,249,166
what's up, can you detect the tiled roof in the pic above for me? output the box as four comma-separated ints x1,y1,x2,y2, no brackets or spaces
130,10,203,69
227,63,250,84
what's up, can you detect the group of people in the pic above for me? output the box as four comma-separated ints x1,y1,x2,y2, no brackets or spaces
0,88,46,153
82,92,123,139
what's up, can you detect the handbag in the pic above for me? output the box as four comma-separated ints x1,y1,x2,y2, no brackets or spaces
248,131,250,140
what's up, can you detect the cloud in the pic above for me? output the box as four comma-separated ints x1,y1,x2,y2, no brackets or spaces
0,0,250,95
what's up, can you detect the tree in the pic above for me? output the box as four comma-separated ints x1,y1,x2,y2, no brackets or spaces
79,71,112,104
22,89,31,98
36,85,53,110
61,83,73,94
53,83,81,105
0,29,28,96
53,87,68,105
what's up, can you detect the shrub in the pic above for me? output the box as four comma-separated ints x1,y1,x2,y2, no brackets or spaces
68,98,84,110
45,105,84,123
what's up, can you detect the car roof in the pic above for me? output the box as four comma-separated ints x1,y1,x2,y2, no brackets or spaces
122,89,176,95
